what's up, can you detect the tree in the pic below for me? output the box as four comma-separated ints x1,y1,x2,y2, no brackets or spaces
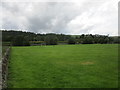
23,37,30,46
68,37,76,44
12,36,30,46
44,35,58,45
82,37,93,44
113,37,120,44
80,35,93,44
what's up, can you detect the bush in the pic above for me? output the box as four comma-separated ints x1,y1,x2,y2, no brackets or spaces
82,38,93,44
12,36,30,46
68,37,76,44
44,35,58,45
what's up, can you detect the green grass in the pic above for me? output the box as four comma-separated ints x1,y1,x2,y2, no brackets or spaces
8,44,118,88
2,42,11,56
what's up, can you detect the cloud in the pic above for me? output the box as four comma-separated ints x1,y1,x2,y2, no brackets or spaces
1,0,119,36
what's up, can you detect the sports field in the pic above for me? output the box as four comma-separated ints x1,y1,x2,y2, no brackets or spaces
8,44,118,88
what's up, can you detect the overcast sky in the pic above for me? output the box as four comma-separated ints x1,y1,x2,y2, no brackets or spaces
1,0,119,36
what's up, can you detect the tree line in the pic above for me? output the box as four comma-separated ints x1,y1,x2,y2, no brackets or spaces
1,30,120,46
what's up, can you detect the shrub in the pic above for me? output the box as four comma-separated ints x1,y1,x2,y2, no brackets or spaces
68,37,76,44
44,35,58,45
12,36,30,46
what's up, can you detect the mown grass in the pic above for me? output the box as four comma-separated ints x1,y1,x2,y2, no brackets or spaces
8,44,118,88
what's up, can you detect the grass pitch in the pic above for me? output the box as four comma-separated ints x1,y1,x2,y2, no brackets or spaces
8,44,118,88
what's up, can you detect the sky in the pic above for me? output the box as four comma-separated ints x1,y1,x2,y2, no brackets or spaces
0,0,119,36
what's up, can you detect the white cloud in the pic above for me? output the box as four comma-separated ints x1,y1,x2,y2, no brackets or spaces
67,0,118,35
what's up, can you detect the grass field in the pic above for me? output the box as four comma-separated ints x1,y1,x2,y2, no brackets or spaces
8,44,118,88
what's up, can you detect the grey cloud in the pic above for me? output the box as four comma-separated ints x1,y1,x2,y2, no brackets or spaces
1,0,118,36
2,2,21,13
26,2,78,33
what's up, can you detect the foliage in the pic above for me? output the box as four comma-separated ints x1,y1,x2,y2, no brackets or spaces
112,37,120,43
81,35,93,44
2,30,71,42
12,36,30,46
67,37,76,44
1,30,120,45
44,35,58,45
